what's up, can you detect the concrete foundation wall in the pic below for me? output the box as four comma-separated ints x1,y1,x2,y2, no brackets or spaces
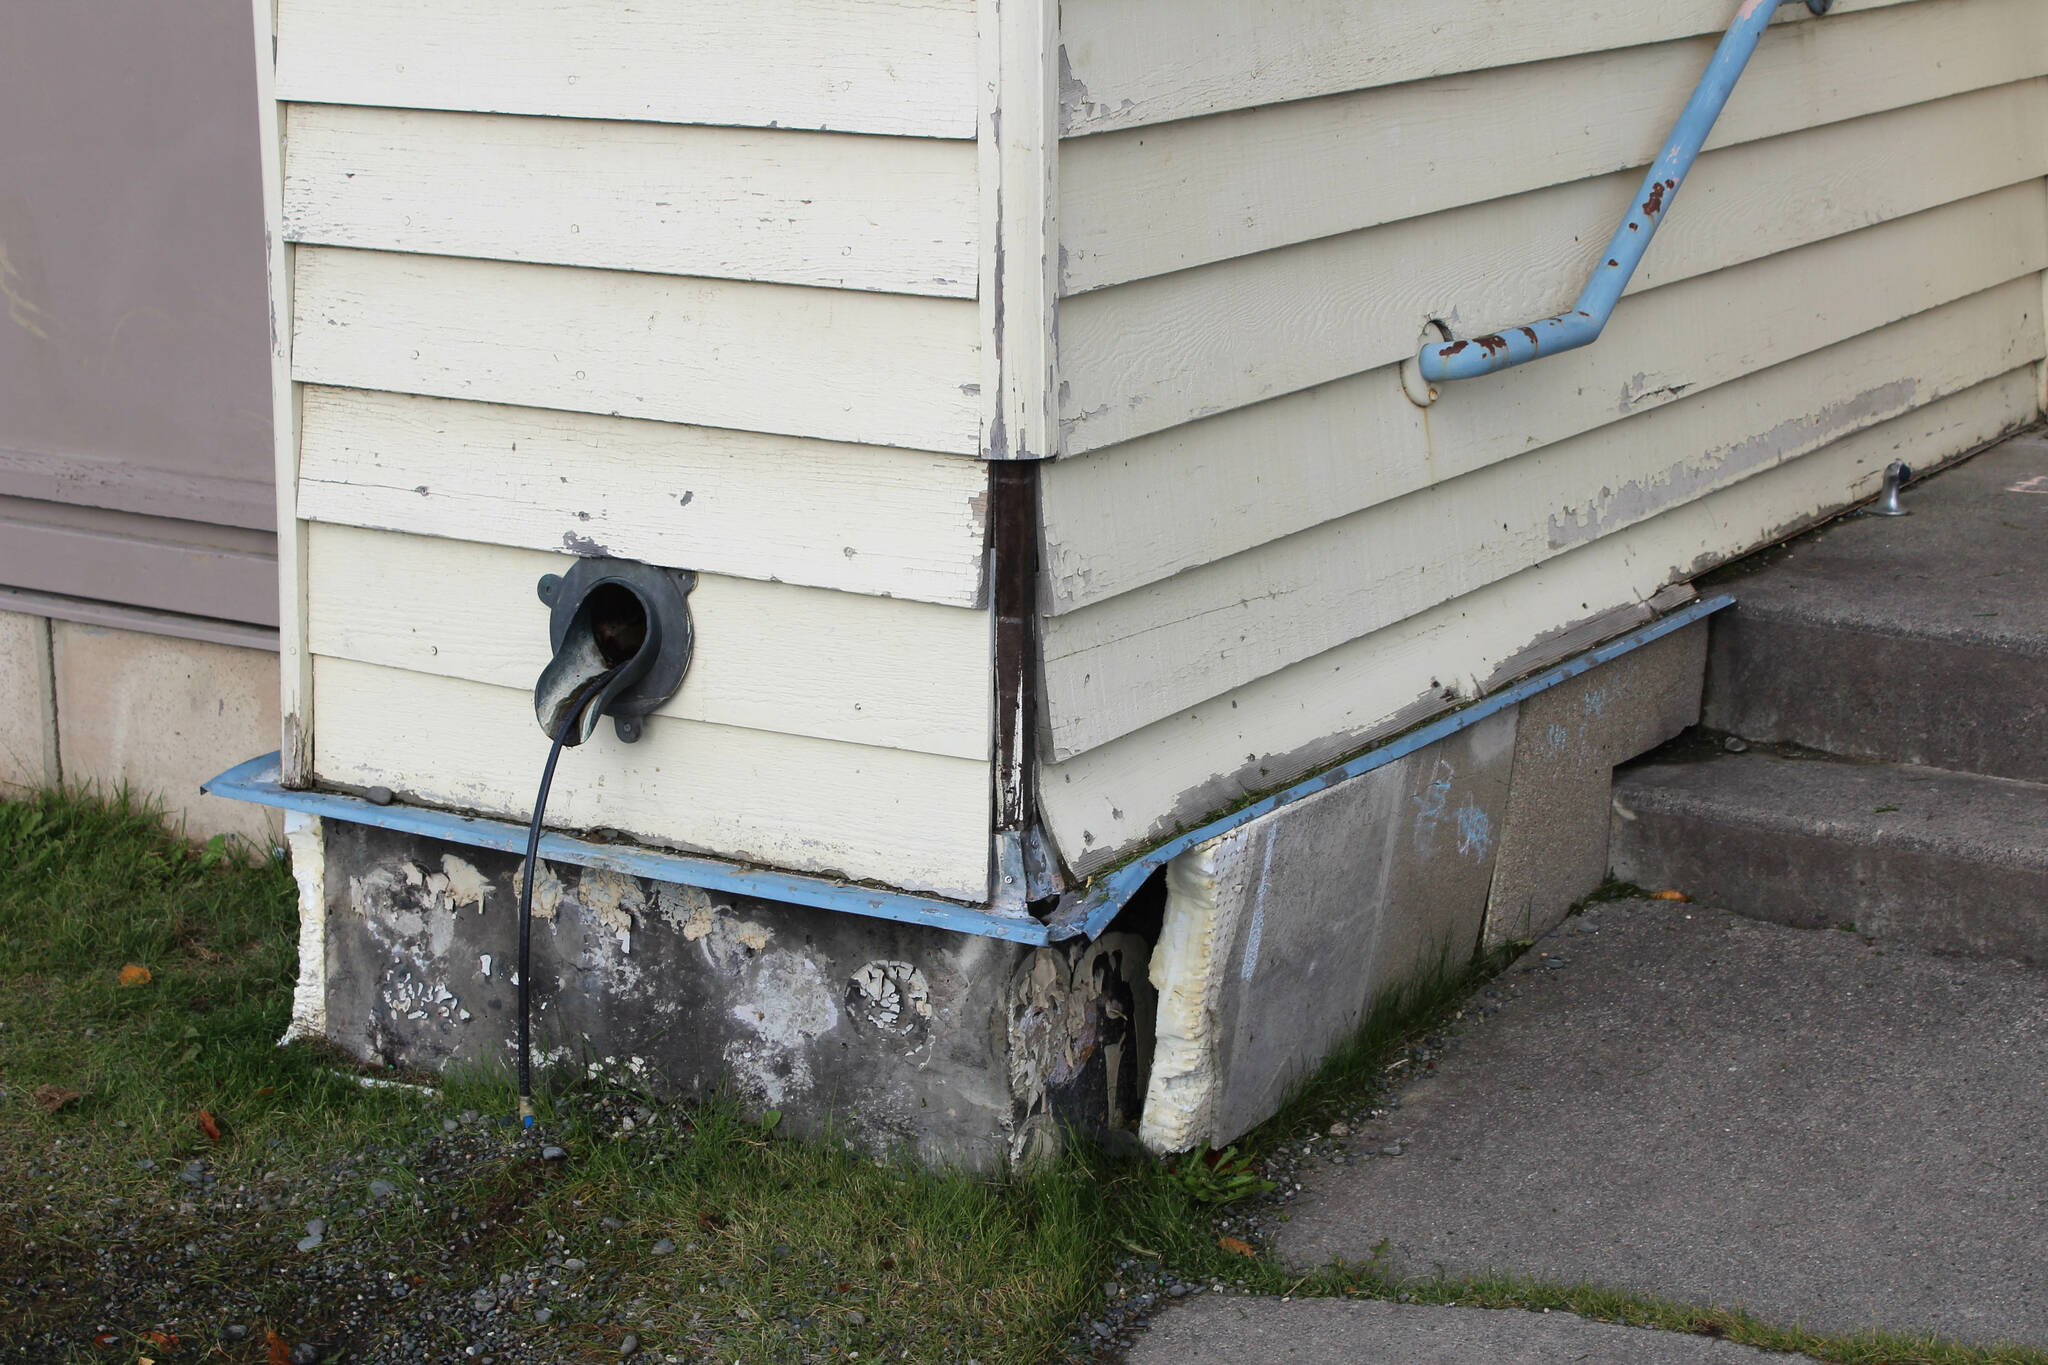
316,823,1157,1169
300,620,1706,1166
0,608,282,846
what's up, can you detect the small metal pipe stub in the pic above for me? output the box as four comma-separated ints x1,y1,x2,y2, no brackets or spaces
1868,460,1913,517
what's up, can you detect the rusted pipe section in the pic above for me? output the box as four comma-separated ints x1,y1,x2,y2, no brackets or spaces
1412,0,1830,392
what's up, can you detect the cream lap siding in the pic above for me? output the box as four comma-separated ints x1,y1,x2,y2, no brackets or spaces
1035,0,2048,874
1041,372,2043,875
261,0,993,897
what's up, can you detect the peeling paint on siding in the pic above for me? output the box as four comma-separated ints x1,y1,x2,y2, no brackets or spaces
1550,379,1919,548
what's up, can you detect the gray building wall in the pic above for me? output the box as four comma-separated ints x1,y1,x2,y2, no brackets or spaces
0,2,282,840
0,0,276,634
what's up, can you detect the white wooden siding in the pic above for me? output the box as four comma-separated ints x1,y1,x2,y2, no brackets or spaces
294,389,988,608
1058,0,1920,136
314,656,991,900
1037,370,2043,874
291,248,981,455
1038,0,2047,878
1044,118,2048,606
1041,278,2045,759
275,0,978,139
284,106,978,297
1060,170,2047,456
263,0,1007,897
306,525,992,761
1061,0,2041,290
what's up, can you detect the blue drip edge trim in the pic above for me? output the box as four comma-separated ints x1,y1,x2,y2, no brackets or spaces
205,593,1728,947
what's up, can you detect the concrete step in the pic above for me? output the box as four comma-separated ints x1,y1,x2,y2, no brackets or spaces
1610,749,2048,965
1701,431,2048,782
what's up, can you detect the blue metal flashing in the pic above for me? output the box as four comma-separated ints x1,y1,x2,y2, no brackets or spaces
207,595,1728,946
201,754,1053,945
1415,0,1829,386
1042,594,1734,941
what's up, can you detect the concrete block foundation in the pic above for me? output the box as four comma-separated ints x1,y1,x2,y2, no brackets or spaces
0,609,59,793
1483,625,1707,949
0,610,283,845
51,621,284,846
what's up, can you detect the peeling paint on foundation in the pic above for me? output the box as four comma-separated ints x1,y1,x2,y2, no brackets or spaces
440,854,489,914
848,960,932,1034
725,951,840,1107
513,858,567,921
578,867,644,936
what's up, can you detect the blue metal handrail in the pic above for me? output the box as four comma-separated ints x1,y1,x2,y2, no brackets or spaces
1414,0,1831,388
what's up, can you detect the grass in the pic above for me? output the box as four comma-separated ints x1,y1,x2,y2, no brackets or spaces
1,790,2043,1365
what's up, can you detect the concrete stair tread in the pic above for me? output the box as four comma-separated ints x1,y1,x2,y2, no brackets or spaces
1701,430,2048,782
1611,749,2048,963
1715,433,2048,653
1616,750,2048,874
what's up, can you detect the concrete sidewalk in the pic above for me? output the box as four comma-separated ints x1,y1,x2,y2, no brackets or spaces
1126,1298,1826,1365
1131,900,2048,1359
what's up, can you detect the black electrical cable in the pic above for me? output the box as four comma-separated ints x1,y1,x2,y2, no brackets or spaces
515,667,622,1127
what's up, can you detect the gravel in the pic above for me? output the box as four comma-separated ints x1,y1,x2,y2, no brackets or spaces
0,1090,686,1365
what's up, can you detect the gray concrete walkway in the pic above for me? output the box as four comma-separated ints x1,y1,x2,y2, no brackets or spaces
1126,1298,1826,1365
1135,900,2048,1359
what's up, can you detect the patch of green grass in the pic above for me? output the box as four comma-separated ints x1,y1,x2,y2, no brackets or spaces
2,791,2043,1365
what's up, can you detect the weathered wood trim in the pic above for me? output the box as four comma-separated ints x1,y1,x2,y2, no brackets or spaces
987,461,1041,831
275,0,979,140
312,656,993,900
1058,0,1923,137
1061,2,2047,293
253,0,311,782
1036,370,2043,875
979,0,1059,461
283,106,978,298
305,524,993,761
